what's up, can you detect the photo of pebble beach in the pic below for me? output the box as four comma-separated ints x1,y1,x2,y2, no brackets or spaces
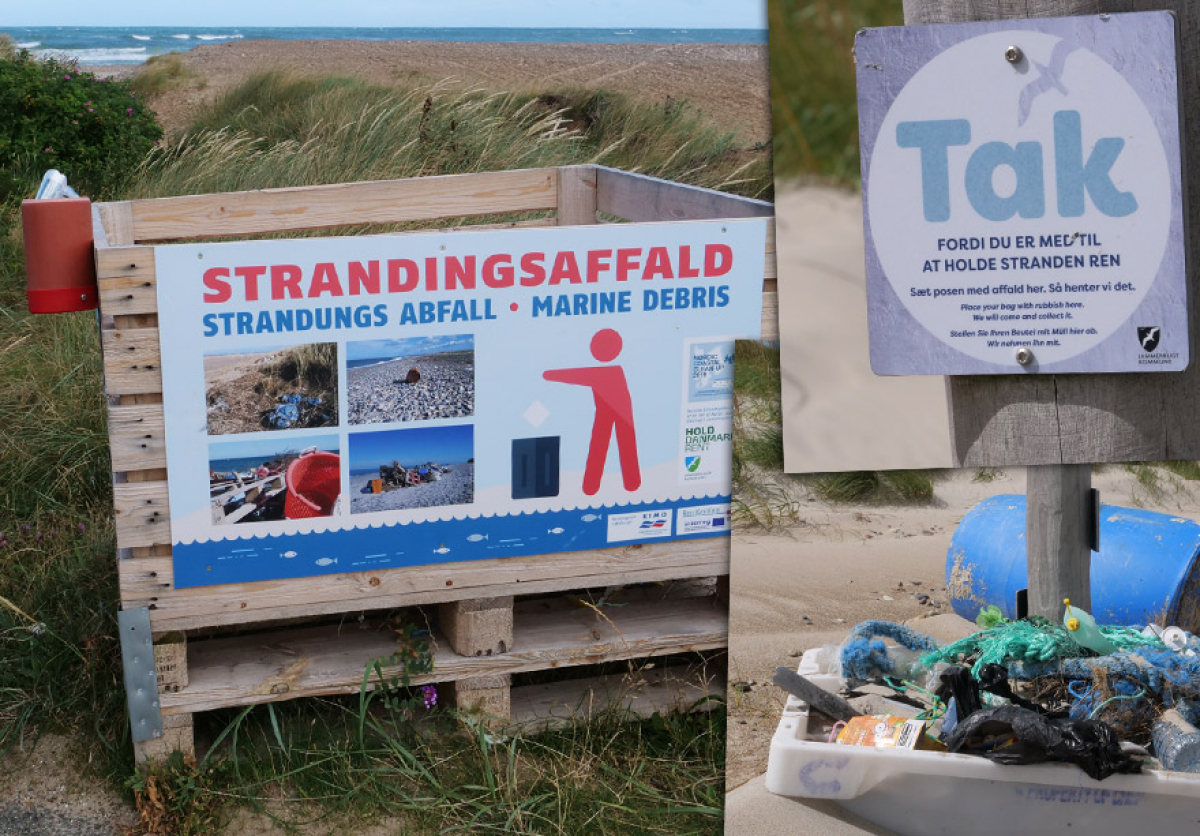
349,424,474,514
347,336,474,425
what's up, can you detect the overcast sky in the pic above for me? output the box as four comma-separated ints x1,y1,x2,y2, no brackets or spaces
11,0,766,29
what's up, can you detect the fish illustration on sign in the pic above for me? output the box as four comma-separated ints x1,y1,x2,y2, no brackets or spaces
433,545,451,555
581,514,601,522
467,534,488,542
315,557,337,567
282,550,298,558
548,527,565,535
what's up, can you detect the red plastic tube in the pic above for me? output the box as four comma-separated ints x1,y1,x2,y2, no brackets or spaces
22,197,98,314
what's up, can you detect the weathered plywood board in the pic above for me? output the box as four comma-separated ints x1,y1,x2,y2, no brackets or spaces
902,0,1200,465
128,169,559,242
159,596,725,714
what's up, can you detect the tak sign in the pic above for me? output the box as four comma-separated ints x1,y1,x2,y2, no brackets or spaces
857,14,1186,375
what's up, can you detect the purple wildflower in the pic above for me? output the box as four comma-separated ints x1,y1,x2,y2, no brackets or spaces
422,685,438,709
63,74,71,80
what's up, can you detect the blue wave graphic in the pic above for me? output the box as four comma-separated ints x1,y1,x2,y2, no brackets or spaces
174,496,730,588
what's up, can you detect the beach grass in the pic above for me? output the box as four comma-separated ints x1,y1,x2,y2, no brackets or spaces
768,0,902,184
130,71,771,203
132,687,725,834
0,60,752,831
130,53,196,97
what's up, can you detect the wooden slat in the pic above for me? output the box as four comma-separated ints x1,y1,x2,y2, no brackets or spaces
595,165,773,223
761,290,779,343
120,537,730,632
101,328,162,396
764,220,777,281
158,595,725,714
509,664,722,731
108,403,167,471
113,481,171,549
126,169,559,242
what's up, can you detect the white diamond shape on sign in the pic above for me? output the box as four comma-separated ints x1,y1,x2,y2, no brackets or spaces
523,400,549,428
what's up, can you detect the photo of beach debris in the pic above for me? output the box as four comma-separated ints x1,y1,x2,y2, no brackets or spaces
209,435,341,525
349,424,474,514
347,335,474,425
205,343,339,435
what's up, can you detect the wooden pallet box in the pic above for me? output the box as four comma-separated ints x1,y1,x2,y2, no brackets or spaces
92,165,774,761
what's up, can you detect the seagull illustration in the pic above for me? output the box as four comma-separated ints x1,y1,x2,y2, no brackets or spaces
1140,327,1161,351
1017,40,1079,127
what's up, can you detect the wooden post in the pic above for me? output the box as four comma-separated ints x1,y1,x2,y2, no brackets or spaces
1025,464,1093,619
556,166,598,226
904,0,1200,467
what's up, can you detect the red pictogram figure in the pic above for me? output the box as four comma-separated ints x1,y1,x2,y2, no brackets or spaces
543,328,641,495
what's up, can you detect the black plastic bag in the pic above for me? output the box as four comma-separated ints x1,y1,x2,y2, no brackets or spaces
945,705,1141,781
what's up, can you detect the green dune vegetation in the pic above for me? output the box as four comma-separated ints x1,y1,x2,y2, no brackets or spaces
0,44,765,833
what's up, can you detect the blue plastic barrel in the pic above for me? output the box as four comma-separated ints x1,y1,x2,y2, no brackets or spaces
946,495,1200,630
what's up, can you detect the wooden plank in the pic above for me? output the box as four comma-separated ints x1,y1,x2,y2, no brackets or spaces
760,290,779,344
908,0,1200,466
556,165,598,226
764,221,777,281
1026,464,1093,618
120,538,730,632
126,169,559,242
96,245,155,280
107,403,167,472
101,328,162,397
113,481,170,549
508,664,723,731
158,596,726,714
594,165,773,223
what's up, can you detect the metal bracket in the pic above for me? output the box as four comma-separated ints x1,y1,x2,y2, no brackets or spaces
118,607,162,744
1089,488,1102,553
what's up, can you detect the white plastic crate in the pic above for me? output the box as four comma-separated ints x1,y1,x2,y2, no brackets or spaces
765,649,1200,835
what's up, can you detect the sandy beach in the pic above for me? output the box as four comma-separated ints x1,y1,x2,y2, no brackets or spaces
350,463,474,513
724,463,1200,831
348,353,474,425
91,39,770,143
775,185,954,473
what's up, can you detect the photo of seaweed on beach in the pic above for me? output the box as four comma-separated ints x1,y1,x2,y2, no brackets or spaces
205,343,339,435
347,335,474,425
350,424,474,514
209,435,341,525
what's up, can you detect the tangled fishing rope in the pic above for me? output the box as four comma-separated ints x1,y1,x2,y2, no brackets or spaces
922,619,1165,679
840,619,940,680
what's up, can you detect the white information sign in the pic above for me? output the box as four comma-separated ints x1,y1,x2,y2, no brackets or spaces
857,12,1186,375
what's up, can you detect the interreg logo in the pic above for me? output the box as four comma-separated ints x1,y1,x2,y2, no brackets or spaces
898,110,1137,222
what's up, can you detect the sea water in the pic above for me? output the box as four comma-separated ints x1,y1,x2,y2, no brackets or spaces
2,26,765,66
